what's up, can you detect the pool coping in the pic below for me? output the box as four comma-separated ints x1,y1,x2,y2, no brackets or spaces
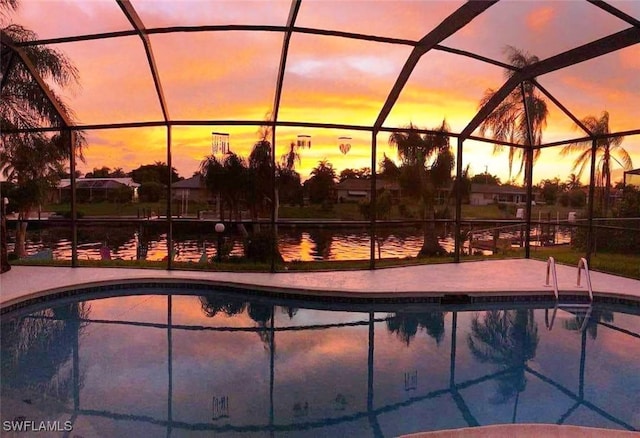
2,259,639,314
400,424,640,437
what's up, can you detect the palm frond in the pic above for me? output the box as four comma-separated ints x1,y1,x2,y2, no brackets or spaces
572,148,593,180
560,141,590,157
615,146,633,170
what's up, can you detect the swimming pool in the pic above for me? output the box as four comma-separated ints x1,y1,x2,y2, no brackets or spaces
1,287,638,437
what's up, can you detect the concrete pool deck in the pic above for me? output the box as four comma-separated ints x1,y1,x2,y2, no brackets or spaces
1,259,639,311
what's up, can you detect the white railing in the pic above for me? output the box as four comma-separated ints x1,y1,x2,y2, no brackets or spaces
544,256,593,332
545,304,592,332
545,257,559,300
577,257,594,302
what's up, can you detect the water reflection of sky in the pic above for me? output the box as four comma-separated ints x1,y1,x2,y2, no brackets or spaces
13,225,574,261
1,294,638,437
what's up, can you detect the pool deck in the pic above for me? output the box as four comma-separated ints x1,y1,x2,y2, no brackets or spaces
1,259,639,311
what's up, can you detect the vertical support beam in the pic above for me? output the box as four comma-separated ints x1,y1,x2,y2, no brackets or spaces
366,311,383,436
579,327,587,400
370,131,377,269
72,305,80,411
270,126,277,273
367,311,375,412
269,307,276,436
69,131,78,267
586,138,597,263
454,138,464,263
167,295,173,438
524,147,534,258
166,125,173,270
520,82,535,259
450,312,457,388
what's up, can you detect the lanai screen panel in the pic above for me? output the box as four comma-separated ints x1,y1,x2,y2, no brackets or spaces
131,0,291,27
151,31,282,121
295,0,465,41
384,50,505,134
606,1,640,20
6,0,133,40
442,1,631,61
78,126,168,176
278,33,412,126
537,46,640,135
46,37,164,125
529,84,585,146
171,125,266,178
274,126,372,182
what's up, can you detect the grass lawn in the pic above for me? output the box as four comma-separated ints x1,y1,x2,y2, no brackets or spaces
531,246,640,279
12,253,506,272
278,203,363,220
13,245,636,279
43,200,586,222
44,202,209,217
461,204,586,220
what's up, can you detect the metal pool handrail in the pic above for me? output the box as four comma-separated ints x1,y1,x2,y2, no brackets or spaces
546,256,559,300
545,256,594,332
577,257,594,302
545,303,593,332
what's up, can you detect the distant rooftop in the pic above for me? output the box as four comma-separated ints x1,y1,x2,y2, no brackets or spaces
171,174,204,189
57,178,140,189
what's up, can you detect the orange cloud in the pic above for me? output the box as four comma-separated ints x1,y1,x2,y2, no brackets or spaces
619,45,640,70
526,7,555,32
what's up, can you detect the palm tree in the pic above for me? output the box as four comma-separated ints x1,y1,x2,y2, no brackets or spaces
199,155,226,219
248,135,273,223
478,46,548,182
468,309,538,407
199,295,247,317
306,159,338,204
565,173,581,191
1,301,90,408
560,111,633,216
1,3,85,258
388,120,454,256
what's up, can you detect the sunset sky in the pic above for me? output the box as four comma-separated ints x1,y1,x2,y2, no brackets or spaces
5,0,640,184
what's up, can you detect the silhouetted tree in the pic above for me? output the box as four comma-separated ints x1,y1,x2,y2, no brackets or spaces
386,311,446,346
389,120,454,256
561,111,633,216
339,167,371,182
306,160,337,204
468,309,538,404
200,295,246,317
130,161,181,186
478,46,548,181
1,302,90,407
470,172,502,185
379,154,401,182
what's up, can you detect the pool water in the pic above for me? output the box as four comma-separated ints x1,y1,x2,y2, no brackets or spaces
1,291,638,437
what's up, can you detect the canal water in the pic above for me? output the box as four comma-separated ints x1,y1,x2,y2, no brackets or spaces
7,222,571,263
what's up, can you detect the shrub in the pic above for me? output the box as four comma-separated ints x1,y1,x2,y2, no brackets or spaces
108,186,134,203
321,199,334,212
139,182,164,202
244,231,283,263
559,189,585,207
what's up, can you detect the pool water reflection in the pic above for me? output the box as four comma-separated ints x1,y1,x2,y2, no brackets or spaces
1,292,638,437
